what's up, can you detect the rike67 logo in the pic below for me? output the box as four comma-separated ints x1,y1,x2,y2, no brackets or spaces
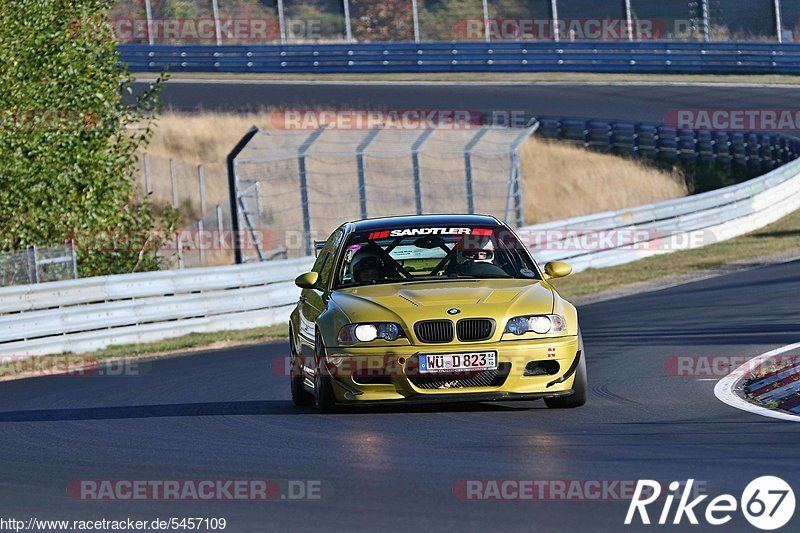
626,477,795,530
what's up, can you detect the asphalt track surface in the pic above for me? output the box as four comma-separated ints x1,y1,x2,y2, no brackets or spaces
133,80,800,125
2,258,800,531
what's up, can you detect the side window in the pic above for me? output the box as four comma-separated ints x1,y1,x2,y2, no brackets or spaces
315,228,344,288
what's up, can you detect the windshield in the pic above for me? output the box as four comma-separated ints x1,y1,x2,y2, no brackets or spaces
334,225,540,288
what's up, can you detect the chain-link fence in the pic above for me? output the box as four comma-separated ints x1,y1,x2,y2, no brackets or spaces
0,242,78,287
137,154,235,268
110,1,796,44
230,124,535,262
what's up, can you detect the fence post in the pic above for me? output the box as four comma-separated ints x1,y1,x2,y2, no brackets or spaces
550,0,560,41
625,0,634,41
227,126,260,264
211,0,223,45
198,165,207,214
411,129,435,215
198,220,206,266
277,0,287,44
170,159,178,207
356,127,383,219
177,234,184,269
26,246,39,284
411,0,421,42
216,204,225,251
143,153,152,195
775,0,784,43
343,0,353,42
481,0,491,42
700,0,710,41
298,127,327,256
506,125,537,227
144,0,155,45
464,126,490,214
68,240,78,279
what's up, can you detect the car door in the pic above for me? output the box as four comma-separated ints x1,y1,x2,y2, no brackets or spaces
298,228,344,363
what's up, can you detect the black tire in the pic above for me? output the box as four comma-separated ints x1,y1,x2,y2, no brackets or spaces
290,328,313,407
314,333,339,413
545,332,588,409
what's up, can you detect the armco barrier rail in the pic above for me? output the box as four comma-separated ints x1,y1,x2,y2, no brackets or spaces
120,41,800,74
2,124,800,357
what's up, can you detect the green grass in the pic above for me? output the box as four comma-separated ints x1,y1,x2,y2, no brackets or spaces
160,72,800,85
550,209,800,299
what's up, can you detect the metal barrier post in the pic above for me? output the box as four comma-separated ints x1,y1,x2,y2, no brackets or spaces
298,127,327,256
550,0,560,41
227,126,260,264
198,165,207,214
144,0,155,45
212,0,222,45
482,0,491,42
143,153,152,195
170,159,178,207
625,0,634,41
411,129,434,215
411,0,421,42
506,125,537,227
216,204,224,251
775,0,784,43
700,0,710,41
464,126,490,214
69,240,78,279
356,127,383,219
343,0,353,42
198,220,206,265
277,0,287,44
26,246,38,284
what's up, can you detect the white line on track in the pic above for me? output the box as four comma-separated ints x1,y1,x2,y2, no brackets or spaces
133,78,800,89
714,342,800,422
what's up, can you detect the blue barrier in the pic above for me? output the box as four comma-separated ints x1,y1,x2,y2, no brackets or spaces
120,40,800,74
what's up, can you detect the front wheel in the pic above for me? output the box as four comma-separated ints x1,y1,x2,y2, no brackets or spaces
290,329,313,407
314,334,339,413
545,332,587,409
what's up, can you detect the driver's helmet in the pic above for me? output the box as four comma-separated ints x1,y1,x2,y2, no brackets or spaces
351,253,386,282
460,246,494,264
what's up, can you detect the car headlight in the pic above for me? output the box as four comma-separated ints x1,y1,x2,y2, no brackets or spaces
504,315,566,336
337,323,405,343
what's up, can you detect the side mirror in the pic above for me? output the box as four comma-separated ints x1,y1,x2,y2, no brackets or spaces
295,271,320,289
544,261,572,279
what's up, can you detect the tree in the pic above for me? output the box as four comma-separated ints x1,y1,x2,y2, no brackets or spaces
0,0,171,277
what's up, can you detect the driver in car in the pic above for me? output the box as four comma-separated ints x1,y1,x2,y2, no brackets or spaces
351,253,388,283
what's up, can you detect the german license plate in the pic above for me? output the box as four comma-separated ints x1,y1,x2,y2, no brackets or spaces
419,352,497,373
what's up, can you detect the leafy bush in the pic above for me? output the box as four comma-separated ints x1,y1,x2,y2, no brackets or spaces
0,0,171,277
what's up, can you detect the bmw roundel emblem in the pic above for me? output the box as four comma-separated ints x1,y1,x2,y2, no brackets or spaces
447,308,460,315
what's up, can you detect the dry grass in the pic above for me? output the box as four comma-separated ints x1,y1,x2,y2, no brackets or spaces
519,139,687,223
144,111,687,227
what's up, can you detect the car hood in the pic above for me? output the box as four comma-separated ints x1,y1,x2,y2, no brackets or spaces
331,279,554,324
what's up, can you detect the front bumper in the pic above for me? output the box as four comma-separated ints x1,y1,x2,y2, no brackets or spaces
323,336,580,404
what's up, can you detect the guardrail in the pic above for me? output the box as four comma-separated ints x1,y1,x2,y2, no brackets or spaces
0,257,313,357
3,120,800,358
120,41,800,74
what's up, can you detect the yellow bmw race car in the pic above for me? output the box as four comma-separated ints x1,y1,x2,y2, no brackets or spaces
289,214,586,412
